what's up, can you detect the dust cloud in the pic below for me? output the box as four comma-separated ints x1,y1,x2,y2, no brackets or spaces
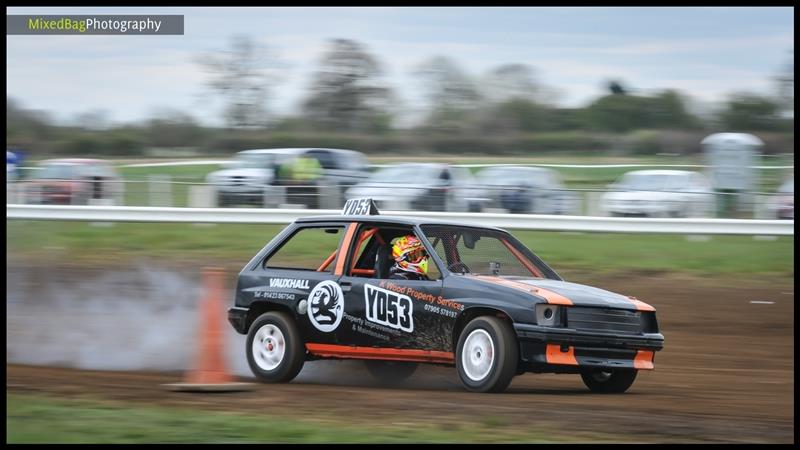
6,264,461,389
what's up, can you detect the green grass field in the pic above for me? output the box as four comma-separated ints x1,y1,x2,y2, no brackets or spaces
6,392,612,443
6,220,793,279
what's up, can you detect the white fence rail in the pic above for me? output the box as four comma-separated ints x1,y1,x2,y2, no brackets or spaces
6,204,794,235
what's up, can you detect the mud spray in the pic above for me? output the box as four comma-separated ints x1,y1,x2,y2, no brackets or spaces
7,265,460,390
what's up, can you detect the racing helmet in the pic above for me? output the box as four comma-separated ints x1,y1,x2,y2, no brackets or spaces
391,235,428,276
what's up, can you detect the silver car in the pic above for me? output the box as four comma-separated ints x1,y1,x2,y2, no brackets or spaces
345,163,474,212
467,166,579,214
601,170,714,218
206,148,369,207
27,158,124,205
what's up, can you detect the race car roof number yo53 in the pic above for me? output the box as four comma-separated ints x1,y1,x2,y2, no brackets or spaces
342,197,380,215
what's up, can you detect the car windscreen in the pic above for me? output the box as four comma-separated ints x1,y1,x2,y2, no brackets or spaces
231,153,275,169
617,173,684,191
38,164,76,179
475,168,547,186
420,225,557,279
367,165,438,183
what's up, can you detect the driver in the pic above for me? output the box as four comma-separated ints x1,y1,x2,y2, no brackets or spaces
388,235,430,281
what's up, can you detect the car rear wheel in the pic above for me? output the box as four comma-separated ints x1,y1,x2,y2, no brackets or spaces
580,368,637,393
363,360,418,383
456,316,518,393
246,311,305,383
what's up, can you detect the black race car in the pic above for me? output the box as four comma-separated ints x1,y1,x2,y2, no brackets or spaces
228,199,664,393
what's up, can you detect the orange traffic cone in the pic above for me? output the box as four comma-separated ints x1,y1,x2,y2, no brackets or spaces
164,267,253,392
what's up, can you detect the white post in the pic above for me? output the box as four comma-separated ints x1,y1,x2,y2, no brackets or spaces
188,184,214,208
148,175,172,207
586,191,602,216
88,198,114,227
753,194,771,220
189,184,218,227
268,185,288,209
319,183,341,210
6,182,21,204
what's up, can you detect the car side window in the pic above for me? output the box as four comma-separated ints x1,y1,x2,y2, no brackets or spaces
349,225,442,280
264,226,344,272
306,150,337,170
451,167,471,186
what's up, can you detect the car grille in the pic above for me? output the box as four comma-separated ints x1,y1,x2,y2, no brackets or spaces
566,307,644,335
227,176,250,186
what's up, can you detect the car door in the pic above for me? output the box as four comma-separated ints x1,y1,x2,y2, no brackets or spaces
245,223,348,346
336,223,449,354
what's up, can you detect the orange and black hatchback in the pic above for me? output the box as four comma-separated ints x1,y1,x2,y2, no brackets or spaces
228,199,664,393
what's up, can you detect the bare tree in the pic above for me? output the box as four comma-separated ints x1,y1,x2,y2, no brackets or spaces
482,63,540,104
302,39,393,133
73,109,112,130
415,56,480,112
414,56,481,131
197,35,276,128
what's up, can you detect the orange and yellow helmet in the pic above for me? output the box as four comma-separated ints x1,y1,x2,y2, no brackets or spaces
391,235,428,276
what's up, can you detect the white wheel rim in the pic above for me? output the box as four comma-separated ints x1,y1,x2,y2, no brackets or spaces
462,329,495,382
252,324,286,371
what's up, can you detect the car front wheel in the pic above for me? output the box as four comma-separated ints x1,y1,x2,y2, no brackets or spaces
246,311,305,383
580,368,637,393
455,316,518,393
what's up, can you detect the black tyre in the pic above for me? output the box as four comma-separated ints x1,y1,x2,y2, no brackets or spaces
455,316,519,393
246,311,305,383
580,368,638,393
363,360,418,383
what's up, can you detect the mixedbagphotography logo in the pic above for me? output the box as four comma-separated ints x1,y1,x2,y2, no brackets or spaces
7,15,184,35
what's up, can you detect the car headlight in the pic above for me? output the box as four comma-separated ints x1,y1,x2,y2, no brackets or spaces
535,304,562,327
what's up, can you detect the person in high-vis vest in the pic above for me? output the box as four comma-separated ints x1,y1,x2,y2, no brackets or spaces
292,155,322,182
285,155,323,209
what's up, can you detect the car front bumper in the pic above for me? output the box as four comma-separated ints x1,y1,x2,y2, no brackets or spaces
514,323,664,372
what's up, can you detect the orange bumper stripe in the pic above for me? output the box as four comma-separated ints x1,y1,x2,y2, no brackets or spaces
627,296,656,312
306,343,454,364
545,344,578,365
634,350,655,369
470,276,573,305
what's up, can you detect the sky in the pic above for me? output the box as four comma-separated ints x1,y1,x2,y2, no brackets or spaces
6,6,795,127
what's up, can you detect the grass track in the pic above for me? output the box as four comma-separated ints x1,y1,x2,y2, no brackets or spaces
6,392,611,443
6,220,793,278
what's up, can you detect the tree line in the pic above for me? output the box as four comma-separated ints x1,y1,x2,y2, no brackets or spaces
6,37,794,157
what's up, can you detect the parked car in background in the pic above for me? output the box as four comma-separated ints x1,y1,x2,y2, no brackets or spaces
206,148,369,207
28,158,124,205
773,176,793,220
600,170,713,218
467,166,580,214
345,163,474,212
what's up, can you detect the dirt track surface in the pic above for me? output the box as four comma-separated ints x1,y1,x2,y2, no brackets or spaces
6,271,795,443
